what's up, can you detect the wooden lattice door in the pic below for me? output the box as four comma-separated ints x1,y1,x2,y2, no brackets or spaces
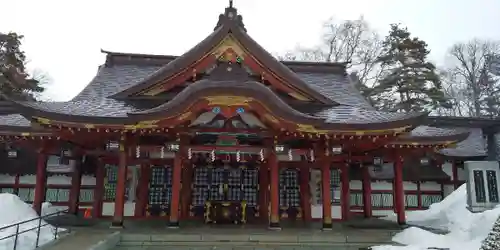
279,168,302,220
146,166,173,216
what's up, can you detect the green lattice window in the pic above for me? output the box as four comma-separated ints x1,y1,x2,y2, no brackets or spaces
371,193,393,208
104,165,118,200
0,188,15,194
315,168,342,205
405,194,419,208
350,192,363,206
421,194,442,208
18,188,35,202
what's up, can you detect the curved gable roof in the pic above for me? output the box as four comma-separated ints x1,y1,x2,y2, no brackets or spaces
109,5,333,104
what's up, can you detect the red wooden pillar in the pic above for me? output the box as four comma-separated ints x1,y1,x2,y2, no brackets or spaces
394,156,405,224
168,153,182,228
258,162,269,223
361,165,372,218
33,151,48,215
68,155,83,215
135,164,150,217
269,149,280,229
321,160,332,230
111,141,128,228
92,159,105,218
341,163,350,220
180,160,193,219
299,167,311,222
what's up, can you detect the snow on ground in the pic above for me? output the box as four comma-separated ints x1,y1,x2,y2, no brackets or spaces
0,194,65,250
372,184,500,250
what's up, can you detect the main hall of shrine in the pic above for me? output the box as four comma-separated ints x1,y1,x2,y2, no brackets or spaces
0,2,489,230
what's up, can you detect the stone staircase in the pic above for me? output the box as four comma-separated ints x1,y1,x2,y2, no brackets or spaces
111,230,399,250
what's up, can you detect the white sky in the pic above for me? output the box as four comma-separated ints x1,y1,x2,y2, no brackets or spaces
2,0,499,101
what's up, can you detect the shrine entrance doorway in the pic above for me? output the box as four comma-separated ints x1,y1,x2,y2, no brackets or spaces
190,160,260,224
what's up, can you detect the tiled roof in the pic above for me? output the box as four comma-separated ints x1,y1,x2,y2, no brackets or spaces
297,72,374,110
72,65,161,101
439,128,487,157
314,106,422,124
10,61,380,119
17,98,135,117
0,114,30,127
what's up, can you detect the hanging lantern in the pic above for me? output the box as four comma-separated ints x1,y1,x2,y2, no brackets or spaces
188,148,192,160
6,145,17,158
259,149,264,161
331,145,342,154
106,141,119,151
288,149,293,161
275,145,285,153
309,149,315,162
167,143,180,152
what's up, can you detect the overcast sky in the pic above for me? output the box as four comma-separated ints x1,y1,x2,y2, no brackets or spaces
2,0,499,101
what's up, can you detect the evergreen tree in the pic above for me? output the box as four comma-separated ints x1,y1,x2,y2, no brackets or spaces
372,24,449,112
0,32,44,100
480,215,500,250
478,63,500,117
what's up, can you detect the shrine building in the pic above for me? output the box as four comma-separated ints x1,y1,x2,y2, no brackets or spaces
0,2,498,230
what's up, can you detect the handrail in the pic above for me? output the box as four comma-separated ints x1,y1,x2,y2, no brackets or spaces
0,208,70,250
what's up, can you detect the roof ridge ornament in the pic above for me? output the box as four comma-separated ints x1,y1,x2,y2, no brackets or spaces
214,0,246,32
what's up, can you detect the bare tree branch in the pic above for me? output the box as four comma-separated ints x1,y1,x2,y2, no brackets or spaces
443,39,500,117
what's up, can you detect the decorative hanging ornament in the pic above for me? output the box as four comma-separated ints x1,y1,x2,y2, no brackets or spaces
210,150,216,162
160,146,165,159
288,149,293,161
310,149,315,162
236,150,241,162
259,149,264,162
136,146,140,158
188,148,192,160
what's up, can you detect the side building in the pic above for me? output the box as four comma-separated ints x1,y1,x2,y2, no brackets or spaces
0,3,499,229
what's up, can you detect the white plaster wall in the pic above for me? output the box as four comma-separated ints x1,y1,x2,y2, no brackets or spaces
373,210,395,217
102,202,136,217
420,182,442,191
13,175,96,185
371,181,393,190
457,167,466,181
310,205,342,219
0,174,15,184
442,162,453,178
349,180,362,189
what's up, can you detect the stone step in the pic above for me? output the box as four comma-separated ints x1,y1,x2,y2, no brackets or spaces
43,231,119,250
112,245,377,250
119,232,393,244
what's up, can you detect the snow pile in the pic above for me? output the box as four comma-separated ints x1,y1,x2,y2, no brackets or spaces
41,202,66,218
373,184,500,250
0,194,63,250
